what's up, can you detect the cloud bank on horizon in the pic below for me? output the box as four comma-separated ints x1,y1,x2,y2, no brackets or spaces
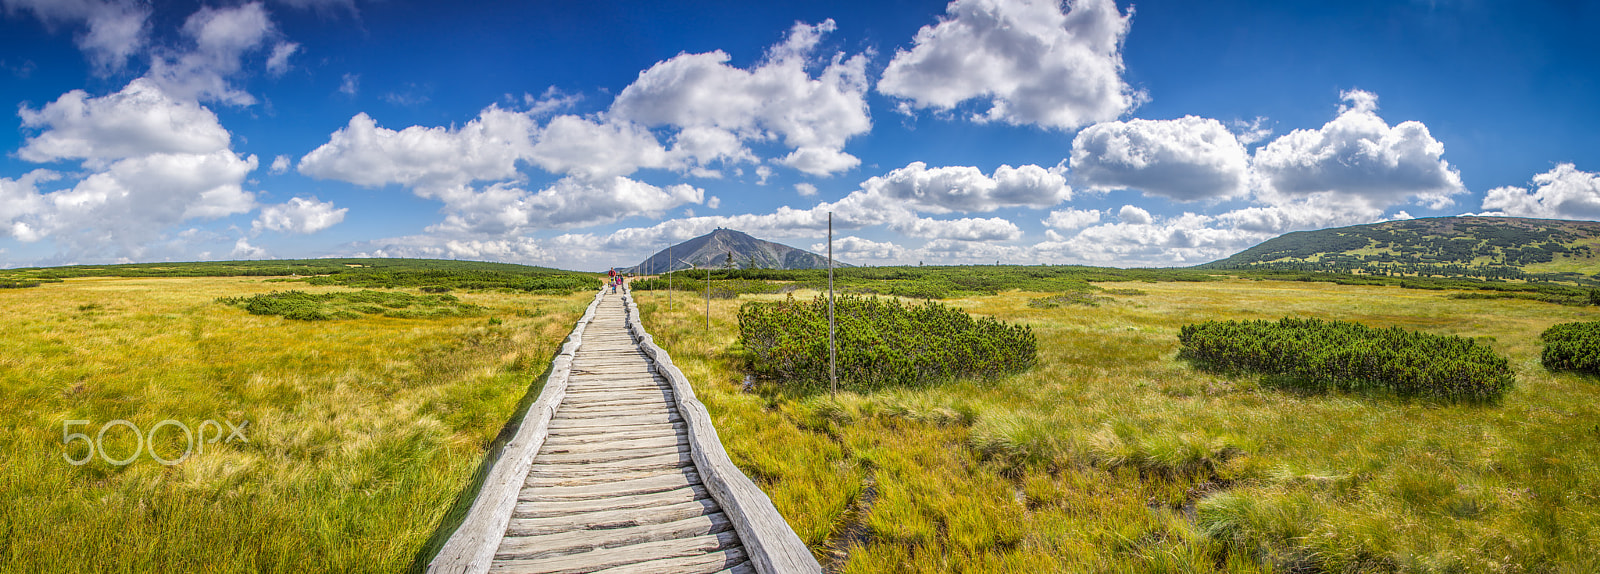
1,0,1598,269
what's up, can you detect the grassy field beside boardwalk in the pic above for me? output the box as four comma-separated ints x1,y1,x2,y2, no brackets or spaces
0,277,592,573
635,279,1600,573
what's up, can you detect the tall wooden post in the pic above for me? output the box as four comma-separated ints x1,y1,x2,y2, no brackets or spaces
705,264,711,332
668,244,673,307
828,212,837,395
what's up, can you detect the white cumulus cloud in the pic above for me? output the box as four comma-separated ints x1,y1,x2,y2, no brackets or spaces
298,107,536,194
1043,207,1101,230
1071,115,1250,201
1252,89,1466,211
878,0,1143,130
856,161,1071,214
528,114,671,179
1481,164,1600,220
3,79,264,261
253,196,347,234
18,78,231,164
610,19,871,175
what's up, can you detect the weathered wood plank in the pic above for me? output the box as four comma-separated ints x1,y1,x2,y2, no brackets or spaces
519,468,701,500
539,435,686,455
540,423,684,442
494,512,733,561
526,451,693,477
543,420,683,436
533,443,688,465
514,484,710,517
585,545,749,574
545,412,682,429
487,531,741,574
504,498,720,536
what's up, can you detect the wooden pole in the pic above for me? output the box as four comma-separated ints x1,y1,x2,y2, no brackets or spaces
668,243,673,308
705,263,711,332
828,212,836,395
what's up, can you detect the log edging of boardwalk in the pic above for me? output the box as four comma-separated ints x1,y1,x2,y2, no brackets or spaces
428,288,606,574
621,287,823,574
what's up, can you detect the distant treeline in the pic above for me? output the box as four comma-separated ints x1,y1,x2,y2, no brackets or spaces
639,265,1213,300
0,258,599,295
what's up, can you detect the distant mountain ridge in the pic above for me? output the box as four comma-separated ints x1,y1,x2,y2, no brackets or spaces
624,228,850,274
1201,216,1600,282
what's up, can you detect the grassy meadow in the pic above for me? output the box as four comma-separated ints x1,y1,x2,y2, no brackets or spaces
0,276,592,572
634,279,1600,573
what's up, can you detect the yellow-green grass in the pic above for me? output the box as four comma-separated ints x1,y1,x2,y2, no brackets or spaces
0,277,591,573
636,280,1600,573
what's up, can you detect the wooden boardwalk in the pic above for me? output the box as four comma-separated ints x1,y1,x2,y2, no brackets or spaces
430,288,819,574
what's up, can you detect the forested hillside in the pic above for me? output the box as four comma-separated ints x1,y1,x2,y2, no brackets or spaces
1201,216,1600,285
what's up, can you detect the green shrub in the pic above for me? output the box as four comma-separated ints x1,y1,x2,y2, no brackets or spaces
738,294,1036,392
1028,292,1111,308
216,290,484,321
1178,317,1513,402
1540,320,1600,374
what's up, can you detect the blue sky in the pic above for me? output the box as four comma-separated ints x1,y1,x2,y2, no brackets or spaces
2,0,1598,270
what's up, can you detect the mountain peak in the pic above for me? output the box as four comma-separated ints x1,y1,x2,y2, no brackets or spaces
624,228,850,273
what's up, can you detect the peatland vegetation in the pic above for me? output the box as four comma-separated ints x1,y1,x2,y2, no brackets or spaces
1178,318,1515,402
635,277,1600,573
0,273,592,573
737,294,1035,392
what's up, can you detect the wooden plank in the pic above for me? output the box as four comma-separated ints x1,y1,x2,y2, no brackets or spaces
540,435,686,455
533,443,688,465
523,465,696,489
520,469,701,500
555,405,673,419
546,412,681,429
488,531,741,574
494,512,734,561
543,429,681,443
515,484,709,517
540,418,684,438
586,545,748,574
558,397,670,409
504,498,720,536
526,451,693,477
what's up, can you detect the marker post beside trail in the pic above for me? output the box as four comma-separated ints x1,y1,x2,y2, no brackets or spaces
828,212,837,396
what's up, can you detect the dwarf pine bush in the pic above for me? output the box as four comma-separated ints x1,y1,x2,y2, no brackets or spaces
216,290,484,321
1178,317,1514,402
1539,320,1600,374
738,294,1036,392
